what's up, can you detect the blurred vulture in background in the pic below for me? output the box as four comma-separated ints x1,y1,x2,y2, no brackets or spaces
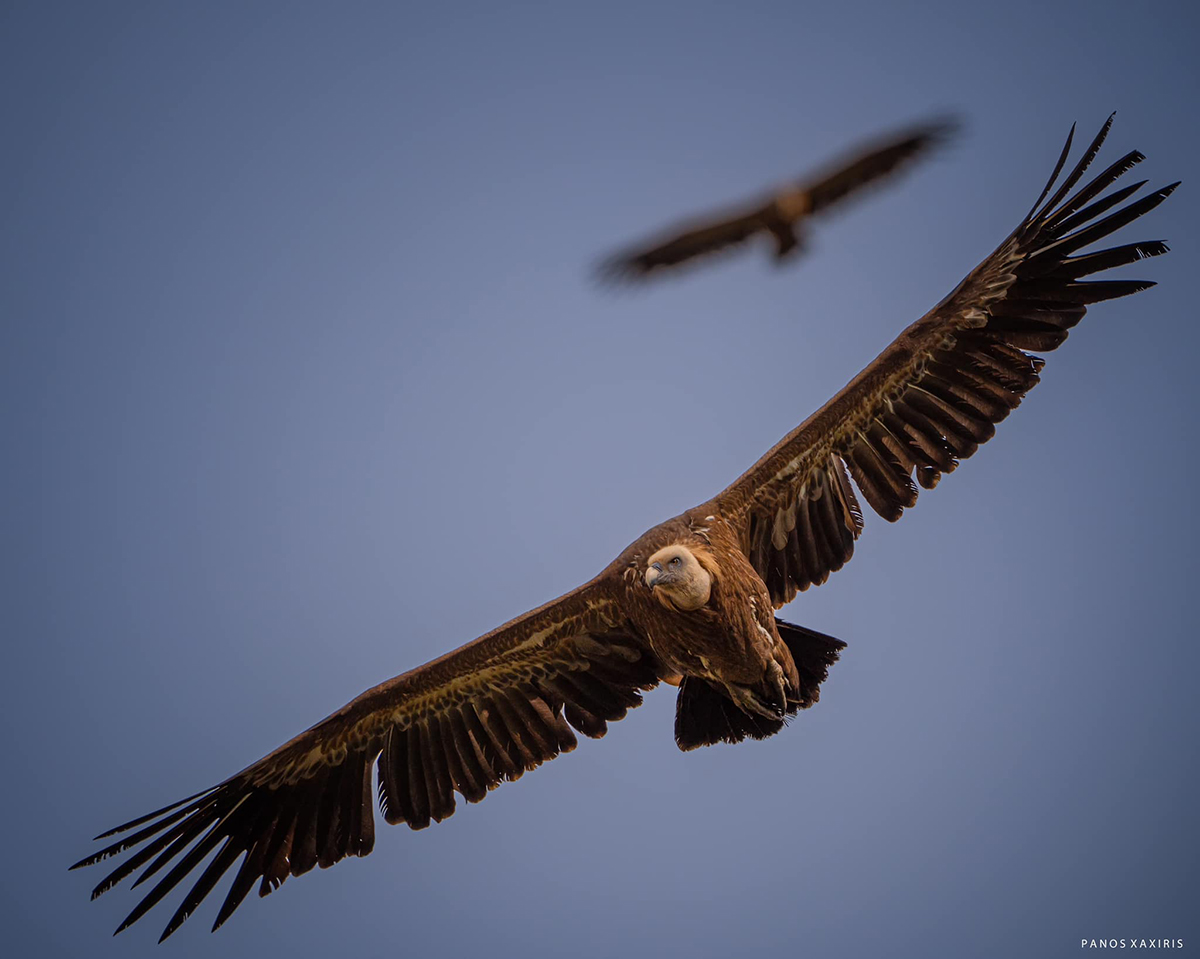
73,115,1174,942
598,116,958,281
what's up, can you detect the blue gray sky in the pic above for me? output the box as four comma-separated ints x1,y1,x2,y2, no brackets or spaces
3,2,1197,957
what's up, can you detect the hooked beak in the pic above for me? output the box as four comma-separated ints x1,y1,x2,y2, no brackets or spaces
644,562,665,589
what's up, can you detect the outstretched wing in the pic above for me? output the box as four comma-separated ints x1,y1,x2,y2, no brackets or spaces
597,116,953,282
597,205,768,280
800,116,958,215
709,114,1176,607
71,581,660,941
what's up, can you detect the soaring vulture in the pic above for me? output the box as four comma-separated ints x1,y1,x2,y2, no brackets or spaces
598,116,957,281
73,116,1175,941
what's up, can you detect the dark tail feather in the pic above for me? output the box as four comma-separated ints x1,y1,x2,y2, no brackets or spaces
775,619,847,710
673,621,846,751
674,678,785,751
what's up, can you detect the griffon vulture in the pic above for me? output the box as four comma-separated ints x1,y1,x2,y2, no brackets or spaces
598,116,957,281
73,116,1175,941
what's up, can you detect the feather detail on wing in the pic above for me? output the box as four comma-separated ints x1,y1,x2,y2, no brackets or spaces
70,584,660,941
710,114,1176,607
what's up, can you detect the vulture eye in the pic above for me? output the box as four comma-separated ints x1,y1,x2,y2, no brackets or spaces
669,557,682,568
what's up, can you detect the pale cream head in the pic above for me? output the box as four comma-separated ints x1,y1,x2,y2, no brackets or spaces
644,544,712,611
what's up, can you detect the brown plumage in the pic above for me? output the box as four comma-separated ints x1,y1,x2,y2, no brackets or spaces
72,115,1175,941
598,116,957,281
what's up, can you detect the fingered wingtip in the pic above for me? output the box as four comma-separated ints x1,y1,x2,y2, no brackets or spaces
159,917,187,943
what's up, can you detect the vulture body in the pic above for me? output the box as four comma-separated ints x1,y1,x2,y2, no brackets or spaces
73,116,1175,941
598,116,957,281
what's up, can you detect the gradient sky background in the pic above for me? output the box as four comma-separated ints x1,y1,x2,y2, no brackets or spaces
3,2,1197,957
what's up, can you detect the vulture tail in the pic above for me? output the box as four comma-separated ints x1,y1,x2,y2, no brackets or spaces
775,619,846,710
673,620,845,751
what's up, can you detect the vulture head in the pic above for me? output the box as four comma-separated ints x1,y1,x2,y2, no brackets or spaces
644,544,713,611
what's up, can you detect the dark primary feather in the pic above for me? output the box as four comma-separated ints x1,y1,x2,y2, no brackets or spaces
597,115,956,282
713,113,1176,607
